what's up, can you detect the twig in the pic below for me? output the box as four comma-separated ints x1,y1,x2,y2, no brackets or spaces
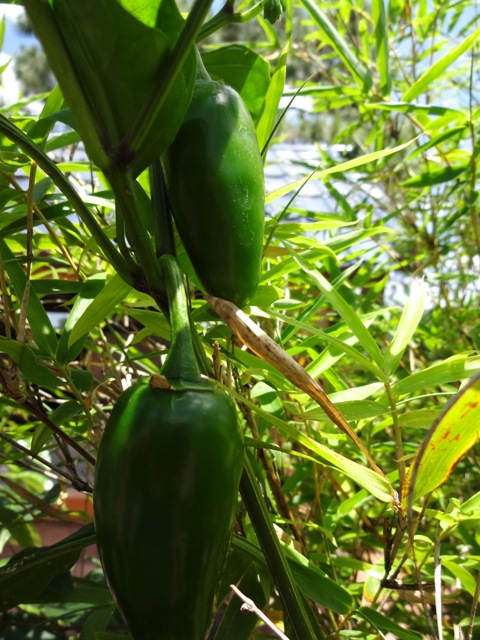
230,583,290,640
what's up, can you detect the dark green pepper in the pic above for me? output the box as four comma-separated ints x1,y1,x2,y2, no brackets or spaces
94,255,244,640
163,58,265,308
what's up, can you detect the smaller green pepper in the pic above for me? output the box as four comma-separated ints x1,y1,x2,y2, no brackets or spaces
163,55,265,307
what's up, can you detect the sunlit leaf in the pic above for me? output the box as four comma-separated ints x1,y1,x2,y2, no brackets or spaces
403,373,480,507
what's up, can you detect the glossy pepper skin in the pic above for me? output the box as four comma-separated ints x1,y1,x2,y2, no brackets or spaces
163,78,265,307
94,382,243,640
94,255,244,640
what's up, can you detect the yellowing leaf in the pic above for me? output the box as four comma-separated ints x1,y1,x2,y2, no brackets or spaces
403,373,480,508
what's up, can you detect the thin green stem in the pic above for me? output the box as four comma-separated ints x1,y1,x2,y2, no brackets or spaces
105,167,163,291
159,254,202,385
197,0,264,41
116,0,214,164
240,452,322,640
0,114,139,289
385,381,406,488
149,160,175,257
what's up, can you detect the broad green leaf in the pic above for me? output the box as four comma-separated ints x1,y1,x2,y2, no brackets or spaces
403,26,480,102
68,273,132,346
0,238,57,356
0,524,95,611
300,0,373,90
289,252,386,372
57,274,107,365
0,337,62,389
256,42,288,152
357,607,423,640
202,45,270,121
403,373,480,507
266,136,419,204
35,0,196,174
383,280,425,375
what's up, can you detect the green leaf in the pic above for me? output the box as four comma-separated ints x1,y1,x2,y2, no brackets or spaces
68,273,132,346
372,0,391,96
403,373,480,507
403,26,480,102
231,388,392,502
202,45,270,121
57,274,108,365
31,0,196,174
357,606,423,640
0,337,62,389
300,0,373,90
383,280,425,375
0,238,57,357
0,524,95,611
256,42,288,152
266,136,419,204
402,164,468,188
79,605,116,640
289,251,386,372
232,535,354,614
392,355,480,397
303,400,389,422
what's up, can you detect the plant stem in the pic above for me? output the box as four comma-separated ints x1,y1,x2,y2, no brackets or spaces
158,255,203,384
0,114,139,289
117,0,214,163
150,160,175,256
197,0,264,41
240,452,322,640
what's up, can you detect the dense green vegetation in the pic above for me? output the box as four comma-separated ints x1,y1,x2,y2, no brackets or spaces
0,0,479,638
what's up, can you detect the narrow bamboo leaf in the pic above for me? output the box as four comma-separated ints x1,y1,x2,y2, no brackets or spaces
358,607,423,640
0,238,57,356
392,355,480,396
57,274,107,365
402,164,468,188
266,136,419,203
303,400,389,422
372,0,391,96
403,373,480,507
289,252,385,371
383,280,425,375
231,389,392,502
300,0,372,89
68,273,132,346
441,559,476,597
256,42,288,152
403,26,480,102
232,535,354,614
404,125,468,162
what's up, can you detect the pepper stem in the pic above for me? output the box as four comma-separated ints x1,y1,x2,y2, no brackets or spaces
159,254,203,385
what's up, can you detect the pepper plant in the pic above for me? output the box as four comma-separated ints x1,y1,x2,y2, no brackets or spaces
0,0,480,639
